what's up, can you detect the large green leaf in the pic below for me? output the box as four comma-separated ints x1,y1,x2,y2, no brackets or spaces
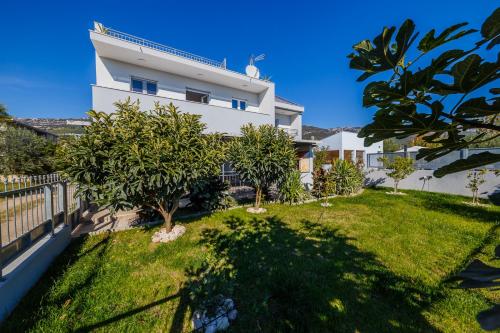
480,8,500,49
418,23,476,52
456,97,500,118
431,54,500,94
348,19,418,81
434,152,500,177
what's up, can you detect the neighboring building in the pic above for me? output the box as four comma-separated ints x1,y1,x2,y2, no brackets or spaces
90,22,315,185
319,130,382,167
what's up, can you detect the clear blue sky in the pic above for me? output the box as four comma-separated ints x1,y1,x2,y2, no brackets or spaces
0,1,497,127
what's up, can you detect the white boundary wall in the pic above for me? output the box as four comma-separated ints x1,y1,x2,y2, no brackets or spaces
366,169,499,199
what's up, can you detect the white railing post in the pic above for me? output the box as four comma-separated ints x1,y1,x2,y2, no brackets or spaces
58,182,68,226
44,184,55,237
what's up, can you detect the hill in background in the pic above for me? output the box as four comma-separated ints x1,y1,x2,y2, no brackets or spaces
14,118,90,136
302,125,361,140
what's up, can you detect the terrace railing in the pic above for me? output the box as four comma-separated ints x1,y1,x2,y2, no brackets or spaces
103,27,226,69
0,174,86,279
367,147,500,170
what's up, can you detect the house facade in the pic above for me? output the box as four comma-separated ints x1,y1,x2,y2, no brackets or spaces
90,22,314,186
319,130,382,167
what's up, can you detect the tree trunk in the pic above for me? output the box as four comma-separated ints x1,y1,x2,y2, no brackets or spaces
158,198,180,233
255,187,262,209
394,181,399,194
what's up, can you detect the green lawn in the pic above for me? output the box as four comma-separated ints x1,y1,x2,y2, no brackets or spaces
2,188,499,332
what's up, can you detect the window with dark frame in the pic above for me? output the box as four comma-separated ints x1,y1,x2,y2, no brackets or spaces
186,89,209,104
130,77,157,95
231,98,247,110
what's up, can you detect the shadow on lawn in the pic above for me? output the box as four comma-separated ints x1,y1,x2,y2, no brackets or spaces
171,215,440,333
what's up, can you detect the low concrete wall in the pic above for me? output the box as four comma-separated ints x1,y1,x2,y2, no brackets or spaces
366,169,500,200
0,224,71,322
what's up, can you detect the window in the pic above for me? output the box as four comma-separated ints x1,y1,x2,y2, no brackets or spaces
130,77,157,95
131,78,143,93
231,99,247,110
186,89,209,104
146,81,157,95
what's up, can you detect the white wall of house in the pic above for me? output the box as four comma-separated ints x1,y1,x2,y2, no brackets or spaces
320,131,383,166
92,85,272,136
96,57,261,113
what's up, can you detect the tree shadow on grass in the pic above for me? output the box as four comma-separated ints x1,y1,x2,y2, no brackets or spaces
0,232,112,332
172,215,440,333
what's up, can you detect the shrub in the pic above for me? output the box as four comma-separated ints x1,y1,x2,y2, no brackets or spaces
278,170,306,204
0,126,56,175
58,99,226,232
379,156,415,194
228,124,296,209
329,159,364,195
189,176,236,211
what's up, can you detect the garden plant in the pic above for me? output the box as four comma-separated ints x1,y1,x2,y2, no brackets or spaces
58,99,226,233
228,124,296,212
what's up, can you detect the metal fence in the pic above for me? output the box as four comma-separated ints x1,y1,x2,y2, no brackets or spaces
367,147,500,170
104,28,226,69
0,174,85,279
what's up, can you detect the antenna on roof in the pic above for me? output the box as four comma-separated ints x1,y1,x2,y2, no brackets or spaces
246,53,265,79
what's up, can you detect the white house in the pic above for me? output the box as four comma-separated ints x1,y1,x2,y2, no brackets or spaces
89,22,315,185
319,130,382,166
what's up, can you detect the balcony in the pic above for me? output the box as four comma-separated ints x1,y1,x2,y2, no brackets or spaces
90,23,273,95
92,85,272,136
103,27,226,69
277,126,299,139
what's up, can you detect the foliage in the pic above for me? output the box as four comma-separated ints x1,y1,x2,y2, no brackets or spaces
454,245,500,331
278,170,307,204
379,156,415,193
189,176,236,211
312,166,333,200
349,9,500,177
0,126,56,175
313,146,329,171
329,159,364,195
312,147,332,199
58,99,226,231
383,138,401,152
410,135,442,148
0,103,11,122
228,124,296,208
466,169,488,204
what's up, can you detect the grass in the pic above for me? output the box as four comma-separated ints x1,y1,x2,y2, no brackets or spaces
1,188,499,332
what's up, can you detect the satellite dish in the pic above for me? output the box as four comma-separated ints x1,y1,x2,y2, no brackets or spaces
245,54,265,79
245,64,260,78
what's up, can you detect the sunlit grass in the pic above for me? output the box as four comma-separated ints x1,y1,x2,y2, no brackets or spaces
2,188,499,332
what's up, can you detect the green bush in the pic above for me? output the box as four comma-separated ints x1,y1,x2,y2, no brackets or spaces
189,176,236,211
0,126,56,175
329,159,364,196
278,170,307,204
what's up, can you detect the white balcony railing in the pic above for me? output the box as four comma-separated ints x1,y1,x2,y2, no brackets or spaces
99,27,226,69
278,127,299,138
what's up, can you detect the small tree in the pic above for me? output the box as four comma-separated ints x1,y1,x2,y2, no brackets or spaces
465,169,499,204
466,169,487,204
58,99,225,232
0,126,56,175
228,124,296,209
0,103,11,122
379,156,414,194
